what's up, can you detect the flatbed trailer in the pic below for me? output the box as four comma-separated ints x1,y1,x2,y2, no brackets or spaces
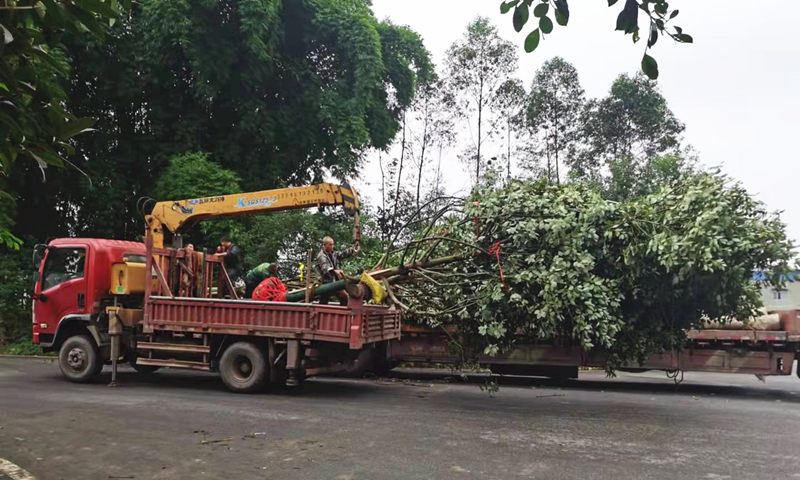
388,315,800,381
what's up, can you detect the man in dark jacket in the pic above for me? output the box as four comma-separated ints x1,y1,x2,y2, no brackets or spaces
219,236,244,297
314,236,359,305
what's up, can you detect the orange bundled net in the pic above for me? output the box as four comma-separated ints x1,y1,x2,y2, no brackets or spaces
251,277,288,302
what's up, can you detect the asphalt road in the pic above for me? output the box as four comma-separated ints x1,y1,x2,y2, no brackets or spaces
1,357,799,480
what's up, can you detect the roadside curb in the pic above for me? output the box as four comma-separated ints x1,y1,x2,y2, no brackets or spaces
0,355,53,360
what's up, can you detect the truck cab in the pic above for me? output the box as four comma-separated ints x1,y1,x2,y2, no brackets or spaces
33,238,145,356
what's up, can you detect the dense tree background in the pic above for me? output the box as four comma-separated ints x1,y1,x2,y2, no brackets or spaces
6,0,431,242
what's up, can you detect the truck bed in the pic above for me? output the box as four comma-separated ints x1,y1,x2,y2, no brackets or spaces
145,296,401,349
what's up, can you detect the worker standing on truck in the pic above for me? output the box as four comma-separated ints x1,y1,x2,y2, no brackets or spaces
218,236,245,297
315,236,359,305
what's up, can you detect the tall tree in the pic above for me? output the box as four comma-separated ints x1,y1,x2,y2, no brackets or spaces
493,78,527,182
410,79,455,209
583,73,684,162
445,17,517,183
579,73,685,199
525,57,585,183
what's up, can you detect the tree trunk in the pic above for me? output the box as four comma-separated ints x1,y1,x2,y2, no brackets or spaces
379,151,385,213
435,145,443,193
554,129,560,185
476,77,483,183
392,112,407,240
507,117,512,183
416,106,429,211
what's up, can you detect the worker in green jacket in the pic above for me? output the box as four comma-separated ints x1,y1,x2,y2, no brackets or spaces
244,262,279,298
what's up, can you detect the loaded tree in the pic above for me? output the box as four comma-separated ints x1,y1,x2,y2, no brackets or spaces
393,172,793,369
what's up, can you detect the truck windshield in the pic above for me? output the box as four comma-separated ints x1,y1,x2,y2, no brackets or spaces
42,247,86,291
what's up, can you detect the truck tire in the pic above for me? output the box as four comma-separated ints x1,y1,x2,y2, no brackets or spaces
219,342,267,393
129,357,160,374
58,335,101,383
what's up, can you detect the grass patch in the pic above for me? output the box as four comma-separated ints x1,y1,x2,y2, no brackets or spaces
0,340,44,356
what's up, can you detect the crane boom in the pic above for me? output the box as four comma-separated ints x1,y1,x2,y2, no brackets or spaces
145,183,360,248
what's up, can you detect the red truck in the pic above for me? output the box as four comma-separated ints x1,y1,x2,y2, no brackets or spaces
32,184,401,392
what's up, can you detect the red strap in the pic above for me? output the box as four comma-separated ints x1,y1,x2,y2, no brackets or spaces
488,241,508,291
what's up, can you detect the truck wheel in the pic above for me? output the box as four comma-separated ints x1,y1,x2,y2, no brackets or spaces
219,342,267,393
129,357,160,374
58,335,101,383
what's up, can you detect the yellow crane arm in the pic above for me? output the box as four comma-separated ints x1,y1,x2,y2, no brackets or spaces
145,183,360,248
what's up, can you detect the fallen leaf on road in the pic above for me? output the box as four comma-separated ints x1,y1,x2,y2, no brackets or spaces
200,437,233,445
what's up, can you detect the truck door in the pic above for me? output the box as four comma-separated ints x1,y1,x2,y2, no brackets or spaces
33,246,88,344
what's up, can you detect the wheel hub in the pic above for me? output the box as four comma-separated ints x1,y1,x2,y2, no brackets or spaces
234,356,253,379
67,347,86,371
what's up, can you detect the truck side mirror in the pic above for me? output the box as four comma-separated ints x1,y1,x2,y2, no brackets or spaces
33,244,46,270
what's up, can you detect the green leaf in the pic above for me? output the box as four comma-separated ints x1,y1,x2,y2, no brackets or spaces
524,29,541,52
555,9,568,26
648,24,658,47
59,117,95,139
554,0,570,22
654,2,668,15
608,0,619,5
513,3,530,32
641,54,659,79
669,9,679,19
500,0,520,14
539,16,554,34
534,3,549,17
0,83,8,93
615,0,639,34
675,33,693,43
0,23,13,45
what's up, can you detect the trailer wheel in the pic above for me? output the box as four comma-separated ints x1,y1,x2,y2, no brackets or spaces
219,342,267,393
58,335,101,383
